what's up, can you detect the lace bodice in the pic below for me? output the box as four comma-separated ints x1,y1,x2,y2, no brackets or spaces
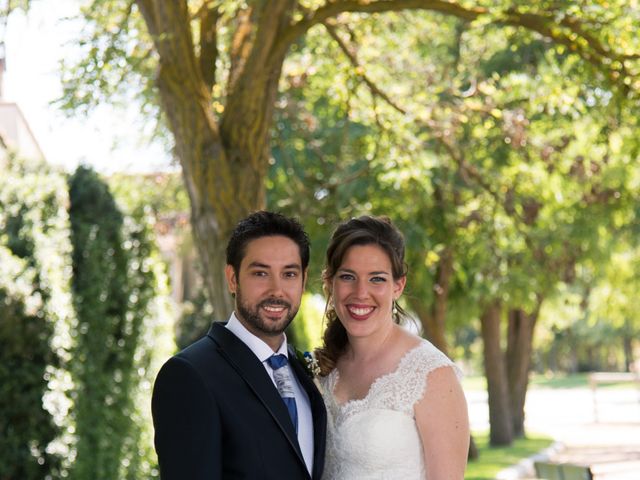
320,340,460,480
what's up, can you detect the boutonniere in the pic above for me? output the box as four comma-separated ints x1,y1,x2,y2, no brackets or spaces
294,348,323,394
295,348,321,378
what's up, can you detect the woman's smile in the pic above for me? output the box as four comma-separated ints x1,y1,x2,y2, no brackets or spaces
346,304,376,320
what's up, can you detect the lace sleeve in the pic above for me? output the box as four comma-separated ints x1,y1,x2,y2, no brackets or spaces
390,341,462,415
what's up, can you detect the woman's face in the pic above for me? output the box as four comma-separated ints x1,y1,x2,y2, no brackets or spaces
330,244,406,340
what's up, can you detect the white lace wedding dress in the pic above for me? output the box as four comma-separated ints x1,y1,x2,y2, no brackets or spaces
320,340,460,480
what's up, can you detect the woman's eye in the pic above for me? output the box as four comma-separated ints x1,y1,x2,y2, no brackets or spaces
338,273,354,281
371,276,386,283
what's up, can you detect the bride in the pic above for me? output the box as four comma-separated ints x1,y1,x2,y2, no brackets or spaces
316,216,469,480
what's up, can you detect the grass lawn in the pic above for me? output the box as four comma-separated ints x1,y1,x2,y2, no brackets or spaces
464,432,553,480
463,372,639,391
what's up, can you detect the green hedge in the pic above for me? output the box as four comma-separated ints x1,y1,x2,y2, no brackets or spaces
68,166,174,479
0,155,74,479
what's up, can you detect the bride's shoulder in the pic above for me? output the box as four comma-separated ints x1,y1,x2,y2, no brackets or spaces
397,337,462,381
384,339,460,412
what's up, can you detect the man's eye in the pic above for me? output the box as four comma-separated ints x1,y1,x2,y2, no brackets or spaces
253,271,267,277
284,271,298,278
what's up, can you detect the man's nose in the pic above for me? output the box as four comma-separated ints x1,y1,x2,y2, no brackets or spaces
268,275,285,296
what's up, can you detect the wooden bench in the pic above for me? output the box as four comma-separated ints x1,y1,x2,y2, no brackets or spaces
534,461,593,480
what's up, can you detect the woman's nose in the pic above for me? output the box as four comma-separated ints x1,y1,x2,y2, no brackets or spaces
354,278,369,297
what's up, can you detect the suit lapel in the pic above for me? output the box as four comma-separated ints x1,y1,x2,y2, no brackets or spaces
288,346,327,480
208,324,307,469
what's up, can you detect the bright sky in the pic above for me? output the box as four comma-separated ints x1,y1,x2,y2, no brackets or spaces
3,1,174,173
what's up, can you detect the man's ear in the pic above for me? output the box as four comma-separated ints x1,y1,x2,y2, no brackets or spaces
302,268,309,289
225,265,237,296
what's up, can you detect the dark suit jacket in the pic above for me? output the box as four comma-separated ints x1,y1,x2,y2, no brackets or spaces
152,322,327,479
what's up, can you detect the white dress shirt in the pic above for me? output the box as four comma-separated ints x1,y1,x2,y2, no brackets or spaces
226,313,314,474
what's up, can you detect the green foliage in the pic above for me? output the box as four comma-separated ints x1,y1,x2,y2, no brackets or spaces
58,0,157,114
589,247,640,332
107,172,190,217
105,173,204,354
1,0,31,16
0,155,74,479
286,293,325,352
68,166,169,479
268,7,640,368
174,287,212,350
0,248,59,479
536,242,640,373
108,172,179,478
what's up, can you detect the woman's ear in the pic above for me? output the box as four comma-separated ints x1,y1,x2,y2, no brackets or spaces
322,278,332,298
393,275,407,298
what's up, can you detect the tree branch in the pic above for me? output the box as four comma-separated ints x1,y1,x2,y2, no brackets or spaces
323,21,407,116
275,0,484,56
323,18,497,205
500,9,635,91
135,0,159,37
323,12,542,230
559,13,640,61
228,6,254,91
135,1,208,96
227,0,295,94
197,1,220,91
324,19,511,224
273,1,638,95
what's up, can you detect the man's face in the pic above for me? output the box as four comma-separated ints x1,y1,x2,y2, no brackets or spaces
225,235,306,349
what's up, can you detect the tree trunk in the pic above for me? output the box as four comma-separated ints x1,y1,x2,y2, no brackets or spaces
505,299,541,438
480,300,513,446
467,435,479,461
136,1,295,319
409,248,453,355
408,252,480,460
623,320,635,372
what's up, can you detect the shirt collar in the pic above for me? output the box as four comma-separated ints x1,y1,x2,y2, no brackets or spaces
225,312,289,362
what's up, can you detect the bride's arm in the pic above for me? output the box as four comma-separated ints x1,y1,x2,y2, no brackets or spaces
415,366,470,480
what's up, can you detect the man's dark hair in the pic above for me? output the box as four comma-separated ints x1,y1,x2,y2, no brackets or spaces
226,211,310,274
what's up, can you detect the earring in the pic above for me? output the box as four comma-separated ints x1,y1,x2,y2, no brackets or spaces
392,301,398,315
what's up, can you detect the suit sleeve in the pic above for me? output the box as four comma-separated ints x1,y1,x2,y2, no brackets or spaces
152,356,222,480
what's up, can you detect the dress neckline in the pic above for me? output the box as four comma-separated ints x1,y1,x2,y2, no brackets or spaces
331,340,426,409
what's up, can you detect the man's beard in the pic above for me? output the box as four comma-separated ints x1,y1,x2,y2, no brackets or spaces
235,288,299,337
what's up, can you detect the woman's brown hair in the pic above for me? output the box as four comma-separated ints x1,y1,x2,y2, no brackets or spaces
316,215,408,375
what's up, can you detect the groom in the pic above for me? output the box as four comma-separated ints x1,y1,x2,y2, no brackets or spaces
152,211,326,479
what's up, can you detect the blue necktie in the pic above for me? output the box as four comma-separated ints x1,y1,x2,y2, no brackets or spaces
267,354,298,433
